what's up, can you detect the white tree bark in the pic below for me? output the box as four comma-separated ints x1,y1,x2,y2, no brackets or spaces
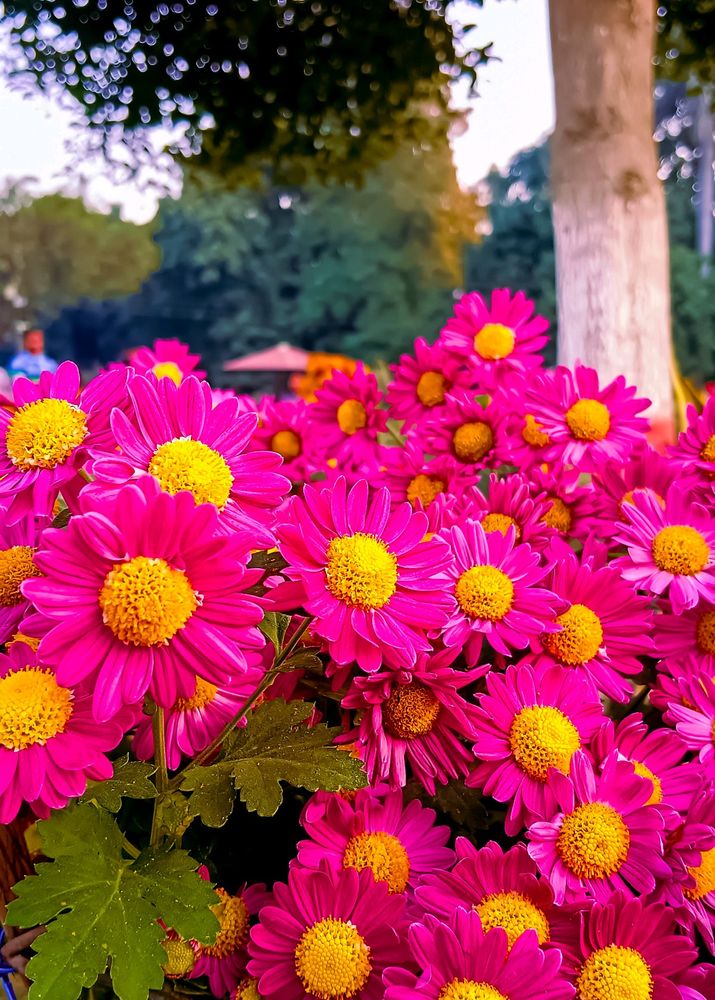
549,0,674,428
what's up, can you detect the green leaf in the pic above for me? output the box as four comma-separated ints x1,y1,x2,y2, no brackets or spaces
248,549,288,575
258,611,291,654
8,805,217,1000
280,647,323,673
81,754,156,812
181,699,366,819
179,768,236,828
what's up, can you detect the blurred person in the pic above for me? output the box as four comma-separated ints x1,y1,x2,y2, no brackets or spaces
8,329,58,382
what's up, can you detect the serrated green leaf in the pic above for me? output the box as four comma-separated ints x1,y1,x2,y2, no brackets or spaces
7,805,217,1000
280,647,323,672
151,789,198,842
180,699,366,817
258,611,291,654
179,767,236,828
81,754,156,812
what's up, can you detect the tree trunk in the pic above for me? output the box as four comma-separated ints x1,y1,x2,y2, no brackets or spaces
549,0,674,433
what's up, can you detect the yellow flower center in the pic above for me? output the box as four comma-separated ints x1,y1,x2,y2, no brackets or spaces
0,666,73,750
175,675,218,712
557,802,630,880
481,513,520,538
148,438,233,509
151,361,183,384
685,847,715,900
576,945,653,1000
337,399,367,435
565,399,611,441
270,429,302,460
233,979,261,1000
294,917,372,1000
383,682,441,740
452,422,494,464
202,889,250,958
343,831,410,893
474,322,515,361
631,761,663,806
701,434,715,465
652,525,709,576
406,473,445,509
475,891,550,949
416,371,448,407
696,609,715,655
325,533,397,610
5,398,88,470
542,496,572,533
439,981,507,1000
161,937,196,978
99,556,198,647
8,632,41,651
0,545,41,607
543,604,604,666
509,705,581,782
455,565,514,621
522,414,549,448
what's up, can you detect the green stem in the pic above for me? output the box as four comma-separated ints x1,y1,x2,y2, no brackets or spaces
149,703,168,845
122,835,141,860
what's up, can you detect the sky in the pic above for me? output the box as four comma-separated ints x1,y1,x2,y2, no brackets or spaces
0,0,555,223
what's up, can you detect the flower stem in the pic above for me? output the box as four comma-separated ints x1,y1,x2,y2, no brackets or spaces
149,702,168,846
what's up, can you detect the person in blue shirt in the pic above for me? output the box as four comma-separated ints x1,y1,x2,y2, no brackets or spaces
8,329,58,382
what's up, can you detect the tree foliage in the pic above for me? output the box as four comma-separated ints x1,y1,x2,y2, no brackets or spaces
656,1,715,91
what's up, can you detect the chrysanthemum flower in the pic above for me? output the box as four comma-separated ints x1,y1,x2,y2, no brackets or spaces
563,889,700,1000
131,338,206,384
25,478,265,721
498,370,558,470
665,676,715,776
231,978,261,1000
424,390,506,472
438,520,560,664
529,539,654,703
0,362,129,522
309,364,388,466
669,394,715,492
0,641,132,823
613,485,715,613
469,661,604,835
591,443,678,544
438,288,550,391
526,751,668,903
525,364,650,472
247,863,410,1000
527,464,599,542
249,397,318,482
654,600,715,676
297,787,453,895
90,374,290,546
339,652,481,793
386,337,474,429
0,512,45,644
275,477,453,672
414,839,577,956
380,437,472,515
383,907,573,1000
191,882,268,998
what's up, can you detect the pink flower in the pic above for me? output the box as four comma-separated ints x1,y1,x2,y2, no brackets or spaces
669,394,715,495
131,338,206,384
0,511,45,644
424,389,507,472
309,363,388,466
386,337,474,429
666,676,715,777
591,443,678,544
249,396,318,482
498,369,558,470
190,881,268,997
654,600,715,676
527,464,599,542
380,436,473,515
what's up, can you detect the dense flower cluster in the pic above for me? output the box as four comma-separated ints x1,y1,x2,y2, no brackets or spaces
3,299,715,999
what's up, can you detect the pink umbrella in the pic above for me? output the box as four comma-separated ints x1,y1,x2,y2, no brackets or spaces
223,342,309,372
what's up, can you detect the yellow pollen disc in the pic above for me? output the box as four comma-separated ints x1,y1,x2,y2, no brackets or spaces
233,979,261,1000
452,422,494,464
696,610,715,656
509,705,580,782
522,414,549,448
325,533,397,610
455,565,514,621
294,916,372,1000
565,399,611,441
631,761,663,806
416,370,448,407
438,980,507,1000
475,891,550,949
474,322,515,361
0,667,73,750
542,604,604,666
161,937,196,978
576,945,653,1000
557,802,630,880
99,556,198,647
701,435,715,465
0,545,41,607
7,633,41,651
481,512,520,539
652,525,709,576
152,361,183,384
175,675,218,712
383,682,441,740
202,889,250,958
685,847,715,900
342,831,410,893
270,428,302,460
406,473,445,509
337,399,367,435
542,495,572,533
6,398,88,470
148,437,233,509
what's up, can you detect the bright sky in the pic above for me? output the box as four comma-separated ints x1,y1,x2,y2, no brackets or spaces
0,0,555,223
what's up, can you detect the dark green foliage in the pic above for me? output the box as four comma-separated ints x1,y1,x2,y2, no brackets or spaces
656,1,715,92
